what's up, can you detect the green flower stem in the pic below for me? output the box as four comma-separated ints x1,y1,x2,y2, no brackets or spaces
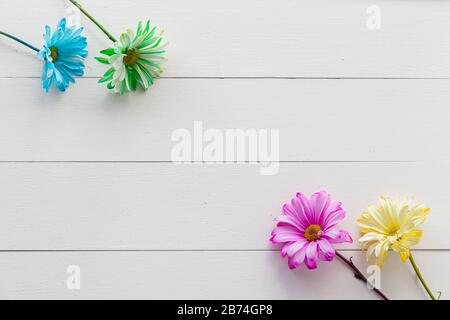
409,253,438,300
0,31,39,52
68,0,118,43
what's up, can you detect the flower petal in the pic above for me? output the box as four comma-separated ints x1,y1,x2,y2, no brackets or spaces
323,229,353,243
295,192,314,225
322,208,346,231
358,232,386,243
402,204,429,228
270,226,304,243
391,229,423,262
282,203,308,230
120,31,132,48
274,214,305,232
305,241,319,269
317,239,335,261
375,241,390,266
281,240,308,258
287,245,308,269
309,190,331,225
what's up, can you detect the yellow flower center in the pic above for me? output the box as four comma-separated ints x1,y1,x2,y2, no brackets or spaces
304,224,321,241
387,229,399,236
123,48,140,66
49,46,58,62
386,224,400,237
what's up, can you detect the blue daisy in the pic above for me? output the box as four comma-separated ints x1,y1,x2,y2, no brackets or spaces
38,18,88,92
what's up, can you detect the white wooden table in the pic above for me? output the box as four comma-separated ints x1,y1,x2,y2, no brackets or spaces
0,0,449,299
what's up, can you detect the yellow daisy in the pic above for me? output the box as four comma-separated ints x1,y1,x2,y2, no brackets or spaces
358,197,439,300
357,197,429,266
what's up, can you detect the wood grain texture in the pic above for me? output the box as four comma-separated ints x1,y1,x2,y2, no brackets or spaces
1,78,450,161
1,0,450,300
0,162,448,250
1,0,450,78
0,251,446,300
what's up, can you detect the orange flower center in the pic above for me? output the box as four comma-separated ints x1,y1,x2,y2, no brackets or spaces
123,48,140,66
49,46,58,62
304,224,321,241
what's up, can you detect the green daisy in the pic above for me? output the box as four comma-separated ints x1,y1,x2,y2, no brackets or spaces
95,21,167,95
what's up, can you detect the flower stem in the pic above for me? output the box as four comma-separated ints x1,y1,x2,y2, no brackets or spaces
68,0,118,43
335,251,389,300
409,253,438,300
0,31,39,52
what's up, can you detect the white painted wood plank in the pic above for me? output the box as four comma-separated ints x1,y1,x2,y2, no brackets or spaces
0,251,446,299
1,0,450,78
0,162,448,250
1,78,450,161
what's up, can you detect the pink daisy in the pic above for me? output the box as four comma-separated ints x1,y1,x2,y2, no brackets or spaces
270,191,353,270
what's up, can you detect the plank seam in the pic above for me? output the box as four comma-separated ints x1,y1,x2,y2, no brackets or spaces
0,249,447,253
2,77,450,80
0,160,419,164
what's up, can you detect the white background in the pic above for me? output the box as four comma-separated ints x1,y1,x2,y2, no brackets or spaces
0,0,449,299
